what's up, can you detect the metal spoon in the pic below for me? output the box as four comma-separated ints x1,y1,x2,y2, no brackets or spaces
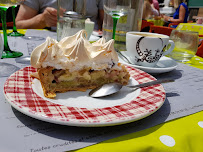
89,79,174,98
115,48,133,64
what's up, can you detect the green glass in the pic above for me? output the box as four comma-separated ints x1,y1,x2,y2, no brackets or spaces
7,5,24,37
103,0,130,40
0,6,23,58
112,13,120,39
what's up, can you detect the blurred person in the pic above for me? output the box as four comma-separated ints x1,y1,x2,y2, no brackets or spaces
16,0,104,30
142,0,159,20
152,0,160,14
162,0,189,27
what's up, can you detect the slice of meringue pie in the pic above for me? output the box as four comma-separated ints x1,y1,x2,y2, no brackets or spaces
30,30,130,98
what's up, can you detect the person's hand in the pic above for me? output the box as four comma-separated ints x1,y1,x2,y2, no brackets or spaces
41,7,57,27
154,16,161,20
58,7,66,17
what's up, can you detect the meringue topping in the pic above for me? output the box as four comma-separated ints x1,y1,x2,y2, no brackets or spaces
30,30,119,72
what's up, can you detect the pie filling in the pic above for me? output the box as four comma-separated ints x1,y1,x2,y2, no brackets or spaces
37,65,130,98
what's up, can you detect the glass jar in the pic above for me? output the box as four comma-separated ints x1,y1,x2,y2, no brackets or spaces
57,0,86,41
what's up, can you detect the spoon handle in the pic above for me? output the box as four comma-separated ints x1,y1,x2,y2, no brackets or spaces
115,48,133,64
127,79,175,89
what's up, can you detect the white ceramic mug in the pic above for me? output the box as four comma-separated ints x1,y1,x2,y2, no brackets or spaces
123,32,175,67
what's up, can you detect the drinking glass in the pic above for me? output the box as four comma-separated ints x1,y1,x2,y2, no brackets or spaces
57,0,86,41
0,34,19,77
7,5,24,37
0,0,23,58
103,0,131,40
168,30,199,62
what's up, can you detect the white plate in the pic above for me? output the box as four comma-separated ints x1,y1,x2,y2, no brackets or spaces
4,66,165,127
119,56,178,74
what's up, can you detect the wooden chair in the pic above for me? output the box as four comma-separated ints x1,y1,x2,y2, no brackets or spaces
149,25,174,36
196,40,203,58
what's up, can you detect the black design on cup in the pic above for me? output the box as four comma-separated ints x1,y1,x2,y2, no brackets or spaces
136,36,144,56
159,37,163,46
135,36,164,63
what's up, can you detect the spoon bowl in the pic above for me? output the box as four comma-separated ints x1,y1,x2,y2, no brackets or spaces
89,83,123,98
89,79,174,98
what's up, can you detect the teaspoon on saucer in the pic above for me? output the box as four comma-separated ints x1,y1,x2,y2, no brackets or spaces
89,79,174,98
115,48,133,64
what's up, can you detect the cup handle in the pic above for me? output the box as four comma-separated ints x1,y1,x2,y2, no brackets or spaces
162,40,175,56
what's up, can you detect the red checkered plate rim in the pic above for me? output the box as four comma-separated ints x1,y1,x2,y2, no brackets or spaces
4,65,165,127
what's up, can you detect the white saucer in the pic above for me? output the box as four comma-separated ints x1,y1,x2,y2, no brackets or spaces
119,56,178,74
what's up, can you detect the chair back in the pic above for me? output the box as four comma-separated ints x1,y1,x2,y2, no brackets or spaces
141,20,154,32
149,25,174,36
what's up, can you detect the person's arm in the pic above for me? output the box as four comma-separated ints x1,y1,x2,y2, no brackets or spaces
164,5,186,23
16,4,57,29
142,1,151,19
98,9,104,30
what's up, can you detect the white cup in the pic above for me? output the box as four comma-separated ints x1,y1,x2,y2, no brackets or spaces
123,32,175,67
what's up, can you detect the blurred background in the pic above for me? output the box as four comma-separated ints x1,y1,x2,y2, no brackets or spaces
158,0,202,21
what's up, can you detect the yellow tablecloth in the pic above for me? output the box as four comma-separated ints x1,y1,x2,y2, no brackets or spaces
73,56,203,152
75,112,203,152
176,23,203,36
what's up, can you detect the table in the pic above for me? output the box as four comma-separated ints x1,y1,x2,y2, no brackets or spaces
176,23,203,38
75,111,203,152
74,56,203,152
1,29,203,152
